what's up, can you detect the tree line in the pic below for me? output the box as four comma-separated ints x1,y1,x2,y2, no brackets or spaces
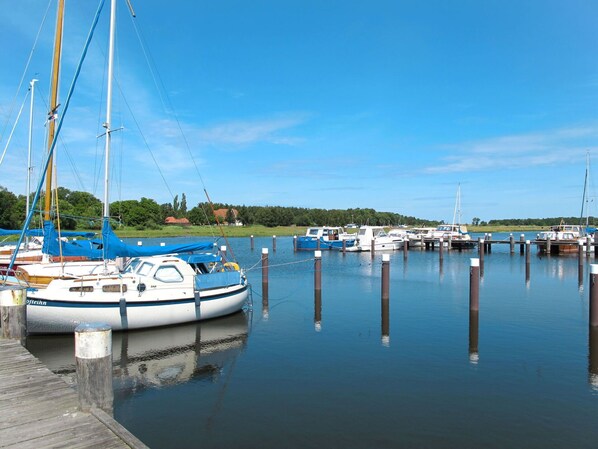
1,185,590,230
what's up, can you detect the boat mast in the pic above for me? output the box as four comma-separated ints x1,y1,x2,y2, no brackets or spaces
452,183,461,227
26,79,38,248
103,0,116,220
43,0,64,222
580,151,590,233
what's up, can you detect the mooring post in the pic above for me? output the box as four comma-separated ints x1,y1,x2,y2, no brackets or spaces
520,234,525,255
371,239,375,259
509,233,515,254
293,235,297,252
546,236,552,254
262,248,269,319
314,250,322,292
469,258,480,312
588,236,592,258
439,238,444,263
381,253,390,347
250,235,254,251
591,265,598,327
579,241,584,287
314,289,322,332
75,323,113,414
590,327,598,388
0,286,27,346
272,235,277,252
342,239,347,254
478,237,485,277
525,240,531,282
403,238,409,260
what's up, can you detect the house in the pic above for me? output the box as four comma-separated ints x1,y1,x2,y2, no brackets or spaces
213,208,242,226
164,216,191,226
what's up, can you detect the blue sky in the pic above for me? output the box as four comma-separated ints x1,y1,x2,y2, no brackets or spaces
1,0,597,224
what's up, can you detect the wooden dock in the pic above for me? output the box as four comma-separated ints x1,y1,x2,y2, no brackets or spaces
0,339,148,449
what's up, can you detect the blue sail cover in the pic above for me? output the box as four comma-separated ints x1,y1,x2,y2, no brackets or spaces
101,218,215,259
42,221,104,259
0,227,94,238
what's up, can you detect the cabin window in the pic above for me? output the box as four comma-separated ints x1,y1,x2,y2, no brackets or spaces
102,284,127,293
69,286,93,292
137,262,154,276
154,265,184,283
124,258,142,273
308,229,319,236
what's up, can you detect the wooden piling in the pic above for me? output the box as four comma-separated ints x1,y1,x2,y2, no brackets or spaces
262,248,269,319
272,235,277,252
478,238,485,277
546,236,552,254
588,236,592,258
381,254,390,346
75,323,113,414
0,286,27,346
314,289,322,332
250,235,254,250
469,258,480,312
403,238,409,260
589,326,598,388
525,240,531,282
590,264,598,327
510,233,515,254
439,238,444,262
579,241,584,286
342,239,347,254
293,235,297,252
520,234,525,255
371,239,375,259
314,250,322,292
220,245,227,260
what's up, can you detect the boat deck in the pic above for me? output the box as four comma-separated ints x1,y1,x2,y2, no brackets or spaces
0,339,148,449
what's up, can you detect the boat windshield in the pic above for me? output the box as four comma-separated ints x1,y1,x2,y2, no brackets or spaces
307,228,319,236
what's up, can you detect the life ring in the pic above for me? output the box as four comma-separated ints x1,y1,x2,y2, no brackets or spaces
223,262,240,271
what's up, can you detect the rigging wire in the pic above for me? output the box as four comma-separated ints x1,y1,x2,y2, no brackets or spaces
0,0,53,146
0,90,30,167
126,12,217,233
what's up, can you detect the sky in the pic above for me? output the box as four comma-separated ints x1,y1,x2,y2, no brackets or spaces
1,0,597,224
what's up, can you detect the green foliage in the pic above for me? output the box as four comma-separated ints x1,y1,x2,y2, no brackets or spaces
0,187,21,228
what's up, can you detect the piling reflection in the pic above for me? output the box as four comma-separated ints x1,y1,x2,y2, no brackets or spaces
314,289,322,332
381,295,390,347
262,282,269,320
468,310,479,364
26,311,250,391
590,327,598,390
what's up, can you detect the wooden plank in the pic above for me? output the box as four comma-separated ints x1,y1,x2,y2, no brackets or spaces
0,340,148,448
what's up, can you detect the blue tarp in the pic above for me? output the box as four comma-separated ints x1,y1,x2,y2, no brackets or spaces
101,218,215,259
42,221,104,259
0,227,94,238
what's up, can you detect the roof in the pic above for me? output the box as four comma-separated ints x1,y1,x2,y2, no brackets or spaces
164,217,191,225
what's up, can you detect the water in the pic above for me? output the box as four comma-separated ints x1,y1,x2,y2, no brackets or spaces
27,233,598,448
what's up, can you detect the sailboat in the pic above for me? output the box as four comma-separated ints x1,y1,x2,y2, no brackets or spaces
536,153,593,254
5,0,249,333
430,183,475,249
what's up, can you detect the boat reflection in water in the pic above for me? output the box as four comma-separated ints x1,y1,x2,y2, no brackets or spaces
26,311,250,391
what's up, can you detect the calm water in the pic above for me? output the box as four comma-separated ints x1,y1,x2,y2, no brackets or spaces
27,233,598,448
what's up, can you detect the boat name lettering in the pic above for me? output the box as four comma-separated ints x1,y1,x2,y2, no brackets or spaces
26,299,47,306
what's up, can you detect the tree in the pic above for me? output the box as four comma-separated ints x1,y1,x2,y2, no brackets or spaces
180,193,187,217
172,194,179,218
0,186,21,229
225,208,236,225
472,217,481,226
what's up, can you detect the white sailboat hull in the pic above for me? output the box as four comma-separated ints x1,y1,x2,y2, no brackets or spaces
27,283,248,334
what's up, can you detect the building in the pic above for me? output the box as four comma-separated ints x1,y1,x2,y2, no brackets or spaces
164,216,191,226
213,208,242,226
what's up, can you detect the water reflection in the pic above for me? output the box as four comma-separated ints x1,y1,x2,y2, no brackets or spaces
314,290,322,332
469,310,479,364
589,326,598,390
26,312,250,391
381,294,389,347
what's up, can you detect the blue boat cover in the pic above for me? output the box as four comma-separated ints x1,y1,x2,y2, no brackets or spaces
0,227,95,238
101,218,214,259
42,221,104,259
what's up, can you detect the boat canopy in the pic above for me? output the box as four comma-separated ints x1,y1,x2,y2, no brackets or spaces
101,218,215,259
0,227,95,238
42,221,103,259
